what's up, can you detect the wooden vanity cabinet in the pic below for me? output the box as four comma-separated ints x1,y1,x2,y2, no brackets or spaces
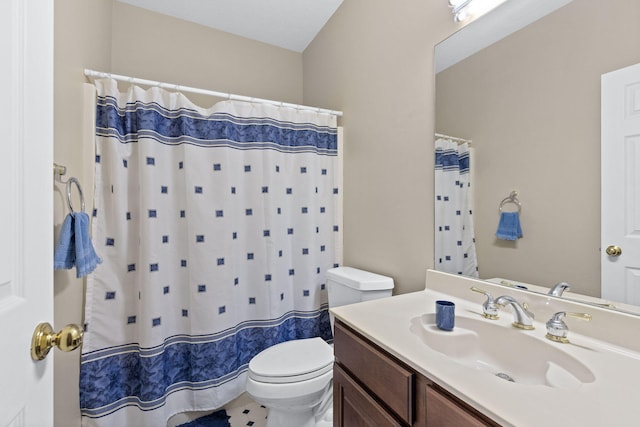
333,320,499,427
424,385,493,427
333,363,405,427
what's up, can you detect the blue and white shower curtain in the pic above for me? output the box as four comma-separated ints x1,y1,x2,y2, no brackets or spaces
434,138,478,277
80,79,341,426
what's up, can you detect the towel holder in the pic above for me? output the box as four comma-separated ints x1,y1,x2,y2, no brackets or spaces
54,163,85,214
499,190,522,214
66,177,85,214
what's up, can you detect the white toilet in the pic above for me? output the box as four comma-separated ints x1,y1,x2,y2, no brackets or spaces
245,267,394,427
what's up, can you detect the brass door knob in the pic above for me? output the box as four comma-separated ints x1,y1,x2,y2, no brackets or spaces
605,245,622,257
31,322,83,361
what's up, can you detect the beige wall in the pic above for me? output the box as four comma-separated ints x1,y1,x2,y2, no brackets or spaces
50,0,640,423
110,2,303,106
53,2,305,426
435,0,640,297
54,2,112,426
58,0,628,424
303,0,459,294
58,0,629,424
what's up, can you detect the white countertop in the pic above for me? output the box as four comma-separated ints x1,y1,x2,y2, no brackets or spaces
330,270,640,427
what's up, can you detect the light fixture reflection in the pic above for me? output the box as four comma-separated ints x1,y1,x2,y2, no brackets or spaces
449,0,508,22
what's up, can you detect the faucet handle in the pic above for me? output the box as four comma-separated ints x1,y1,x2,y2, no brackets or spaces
545,312,592,343
521,302,535,320
470,286,499,320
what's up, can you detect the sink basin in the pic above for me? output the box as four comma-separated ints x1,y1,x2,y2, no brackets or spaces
410,313,595,389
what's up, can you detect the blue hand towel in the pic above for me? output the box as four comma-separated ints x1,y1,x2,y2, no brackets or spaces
54,214,76,270
74,212,102,277
495,211,523,241
54,213,102,278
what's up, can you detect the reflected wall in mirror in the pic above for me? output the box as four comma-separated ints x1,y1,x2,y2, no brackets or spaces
435,0,640,300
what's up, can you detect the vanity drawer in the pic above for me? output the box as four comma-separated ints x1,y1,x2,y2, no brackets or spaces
425,385,498,427
334,321,415,425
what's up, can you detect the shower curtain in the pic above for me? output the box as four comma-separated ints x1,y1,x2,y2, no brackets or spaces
79,79,341,426
434,137,478,277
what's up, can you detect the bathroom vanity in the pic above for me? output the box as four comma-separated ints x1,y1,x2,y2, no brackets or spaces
331,270,640,426
333,320,498,426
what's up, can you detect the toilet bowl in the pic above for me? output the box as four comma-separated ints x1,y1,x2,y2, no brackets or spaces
246,337,334,427
245,267,394,427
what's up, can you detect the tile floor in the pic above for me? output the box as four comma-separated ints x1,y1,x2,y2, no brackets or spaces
167,393,267,427
225,393,268,427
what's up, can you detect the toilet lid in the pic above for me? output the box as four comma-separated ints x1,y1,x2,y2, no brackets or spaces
248,337,334,383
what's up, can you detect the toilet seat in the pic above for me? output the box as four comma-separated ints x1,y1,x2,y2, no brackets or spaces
248,337,334,384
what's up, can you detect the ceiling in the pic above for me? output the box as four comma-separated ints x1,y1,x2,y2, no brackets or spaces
117,0,344,53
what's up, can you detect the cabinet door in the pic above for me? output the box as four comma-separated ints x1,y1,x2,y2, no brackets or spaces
426,385,494,427
334,363,403,427
334,321,414,424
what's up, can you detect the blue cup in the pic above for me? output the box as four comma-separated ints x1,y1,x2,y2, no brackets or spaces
436,300,455,331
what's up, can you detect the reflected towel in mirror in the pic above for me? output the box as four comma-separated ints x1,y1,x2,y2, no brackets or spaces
495,212,523,241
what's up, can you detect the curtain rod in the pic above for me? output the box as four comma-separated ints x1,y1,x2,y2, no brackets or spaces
84,69,343,118
435,133,472,145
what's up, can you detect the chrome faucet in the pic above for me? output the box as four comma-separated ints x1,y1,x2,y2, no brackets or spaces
495,295,535,330
548,281,571,297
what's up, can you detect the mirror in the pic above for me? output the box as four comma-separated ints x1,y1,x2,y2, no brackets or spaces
435,0,640,314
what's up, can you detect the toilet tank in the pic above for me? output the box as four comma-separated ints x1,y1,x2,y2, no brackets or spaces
326,267,394,310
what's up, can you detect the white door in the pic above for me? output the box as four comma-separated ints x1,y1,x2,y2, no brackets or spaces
601,62,640,304
0,0,54,426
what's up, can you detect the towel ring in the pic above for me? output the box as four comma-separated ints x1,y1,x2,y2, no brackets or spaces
499,190,522,214
66,177,85,214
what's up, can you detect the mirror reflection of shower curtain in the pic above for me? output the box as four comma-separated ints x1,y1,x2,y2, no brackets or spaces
434,138,479,277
